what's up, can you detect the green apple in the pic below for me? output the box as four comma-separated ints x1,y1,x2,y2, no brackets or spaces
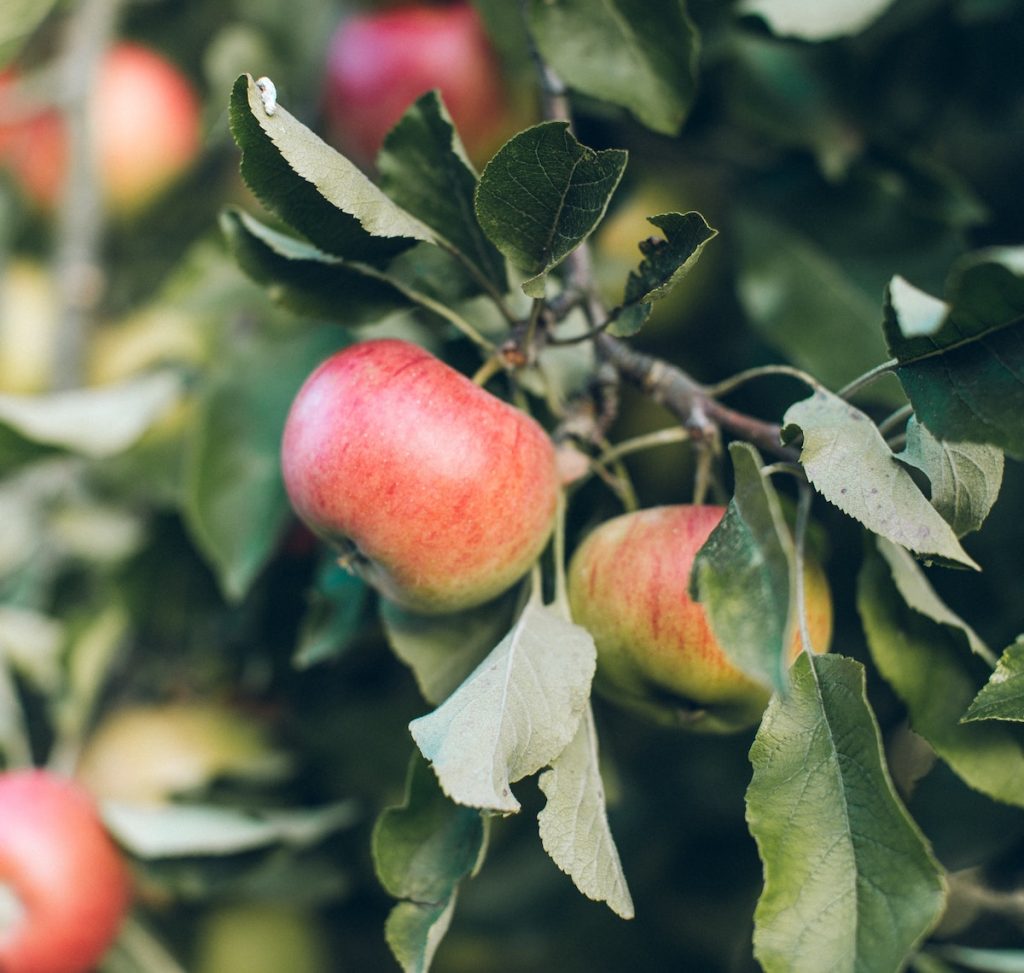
568,504,833,732
281,339,559,614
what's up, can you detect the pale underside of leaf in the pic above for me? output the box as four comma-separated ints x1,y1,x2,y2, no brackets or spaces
537,705,634,919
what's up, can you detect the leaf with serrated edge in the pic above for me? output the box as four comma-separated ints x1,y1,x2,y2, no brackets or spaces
609,212,717,337
858,542,1024,807
528,0,699,136
221,208,412,326
409,596,596,813
883,250,1024,458
475,122,627,298
228,75,433,263
747,653,946,973
537,704,634,919
378,91,506,292
0,372,180,458
963,638,1024,723
380,593,518,705
692,442,796,694
783,388,978,569
897,417,1004,538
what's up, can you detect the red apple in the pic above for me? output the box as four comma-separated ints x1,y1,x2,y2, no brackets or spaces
322,2,511,167
281,338,559,613
0,770,132,973
568,505,833,732
0,42,201,213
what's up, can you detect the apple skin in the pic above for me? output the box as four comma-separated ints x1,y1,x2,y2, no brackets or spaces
322,2,510,167
281,339,559,614
0,43,200,213
568,505,833,733
0,770,132,973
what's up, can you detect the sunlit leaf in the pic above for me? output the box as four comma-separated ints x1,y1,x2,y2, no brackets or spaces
537,705,634,919
739,0,898,40
409,596,596,813
783,388,978,569
527,0,699,135
475,122,627,297
963,638,1024,724
747,653,946,973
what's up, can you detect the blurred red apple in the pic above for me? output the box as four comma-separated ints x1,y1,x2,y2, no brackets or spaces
0,770,131,973
281,338,559,613
322,2,511,167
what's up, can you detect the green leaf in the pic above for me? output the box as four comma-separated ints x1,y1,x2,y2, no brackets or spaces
294,558,368,670
857,542,1024,807
739,0,899,40
102,800,358,859
692,443,798,695
228,74,432,263
962,637,1024,723
474,123,627,298
0,0,60,67
0,373,181,459
609,212,717,337
734,208,893,393
747,653,946,973
183,327,343,602
929,945,1024,972
537,704,634,919
883,249,1024,458
409,596,597,813
527,0,699,136
374,754,485,973
377,91,507,293
379,592,519,705
897,417,1004,538
220,208,413,327
783,388,978,569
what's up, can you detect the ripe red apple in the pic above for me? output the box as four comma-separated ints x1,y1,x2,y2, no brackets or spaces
281,338,559,614
568,505,833,733
0,770,132,973
322,1,512,167
0,42,201,213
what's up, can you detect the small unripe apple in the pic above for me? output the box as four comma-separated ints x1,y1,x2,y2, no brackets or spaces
568,505,833,733
0,43,200,213
322,2,511,167
0,770,132,973
281,339,559,614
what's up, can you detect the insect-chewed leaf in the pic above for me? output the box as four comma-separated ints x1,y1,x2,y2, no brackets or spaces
962,637,1024,724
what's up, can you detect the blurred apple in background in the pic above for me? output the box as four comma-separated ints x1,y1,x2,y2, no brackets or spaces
0,42,201,214
322,1,514,168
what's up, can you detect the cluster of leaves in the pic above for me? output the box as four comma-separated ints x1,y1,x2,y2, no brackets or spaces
2,0,1023,971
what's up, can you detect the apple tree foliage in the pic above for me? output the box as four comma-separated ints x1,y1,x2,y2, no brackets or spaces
1,0,1024,971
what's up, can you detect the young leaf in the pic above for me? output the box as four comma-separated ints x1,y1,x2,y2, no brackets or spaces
747,652,946,973
294,558,368,670
102,800,358,859
183,327,343,602
221,208,413,326
0,372,181,458
609,211,717,337
962,638,1024,724
228,74,433,264
380,591,519,705
377,91,506,293
883,249,1024,459
409,596,597,813
527,0,699,136
739,0,898,40
537,704,634,920
897,417,1004,538
475,122,627,298
374,754,486,973
783,388,979,569
691,442,798,695
858,542,1024,807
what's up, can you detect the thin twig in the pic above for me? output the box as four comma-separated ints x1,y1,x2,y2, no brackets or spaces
837,359,898,401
